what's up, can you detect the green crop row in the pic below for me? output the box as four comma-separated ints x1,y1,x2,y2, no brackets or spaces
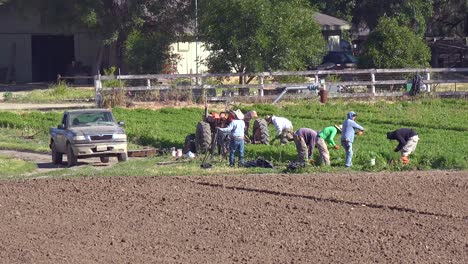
0,98,466,171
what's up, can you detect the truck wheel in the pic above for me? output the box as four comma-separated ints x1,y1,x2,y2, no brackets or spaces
253,118,270,144
100,156,110,163
67,143,77,167
118,153,128,162
195,121,212,154
51,142,63,165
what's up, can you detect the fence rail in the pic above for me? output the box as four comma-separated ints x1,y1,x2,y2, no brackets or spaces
58,68,468,105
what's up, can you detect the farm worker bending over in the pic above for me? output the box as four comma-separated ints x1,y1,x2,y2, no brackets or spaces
386,128,419,164
317,124,342,166
293,128,320,163
244,110,258,138
265,115,294,144
340,111,365,168
217,109,246,167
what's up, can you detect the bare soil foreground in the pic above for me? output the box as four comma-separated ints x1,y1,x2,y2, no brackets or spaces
0,171,467,263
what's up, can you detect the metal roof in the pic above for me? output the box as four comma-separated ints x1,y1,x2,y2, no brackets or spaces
314,12,351,31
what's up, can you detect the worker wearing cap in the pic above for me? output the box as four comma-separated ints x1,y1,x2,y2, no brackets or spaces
244,110,258,139
316,124,342,166
386,128,419,164
217,109,245,167
293,128,319,163
341,111,365,168
265,115,294,144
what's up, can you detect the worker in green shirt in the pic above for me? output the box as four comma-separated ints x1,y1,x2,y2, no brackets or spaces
316,124,342,165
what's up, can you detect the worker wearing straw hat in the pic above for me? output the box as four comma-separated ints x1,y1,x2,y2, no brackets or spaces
316,124,342,166
218,109,246,167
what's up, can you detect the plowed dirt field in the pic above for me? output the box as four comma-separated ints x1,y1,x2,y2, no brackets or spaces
0,170,466,263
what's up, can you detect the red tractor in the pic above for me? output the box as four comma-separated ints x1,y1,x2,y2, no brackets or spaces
184,109,270,156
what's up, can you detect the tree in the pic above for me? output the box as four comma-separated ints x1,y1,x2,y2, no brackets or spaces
352,0,432,36
359,17,431,69
427,0,467,37
199,0,326,83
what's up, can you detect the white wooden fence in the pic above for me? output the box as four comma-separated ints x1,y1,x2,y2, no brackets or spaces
59,67,468,105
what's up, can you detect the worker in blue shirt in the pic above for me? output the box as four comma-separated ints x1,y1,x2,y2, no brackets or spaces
340,111,365,168
218,109,246,167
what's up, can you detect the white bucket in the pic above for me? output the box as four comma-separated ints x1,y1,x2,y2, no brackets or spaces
370,158,376,166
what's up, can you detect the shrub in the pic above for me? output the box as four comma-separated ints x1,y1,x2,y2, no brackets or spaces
3,91,13,101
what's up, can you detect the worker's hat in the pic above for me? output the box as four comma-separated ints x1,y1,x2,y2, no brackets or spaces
334,124,342,132
233,109,244,120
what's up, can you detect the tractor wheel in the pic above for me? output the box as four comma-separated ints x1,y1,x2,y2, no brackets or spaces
253,118,270,144
195,121,212,154
183,134,196,154
216,131,230,157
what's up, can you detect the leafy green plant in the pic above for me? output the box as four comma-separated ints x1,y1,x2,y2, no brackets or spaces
49,81,69,96
0,98,467,173
3,91,13,101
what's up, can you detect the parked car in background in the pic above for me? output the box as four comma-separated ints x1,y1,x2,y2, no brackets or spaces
317,51,358,70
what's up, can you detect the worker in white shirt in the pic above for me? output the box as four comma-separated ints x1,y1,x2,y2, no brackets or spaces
265,115,294,144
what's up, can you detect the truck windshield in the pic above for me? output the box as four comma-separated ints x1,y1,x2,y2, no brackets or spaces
69,112,115,127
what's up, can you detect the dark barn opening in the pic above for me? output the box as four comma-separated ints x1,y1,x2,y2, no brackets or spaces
31,35,74,82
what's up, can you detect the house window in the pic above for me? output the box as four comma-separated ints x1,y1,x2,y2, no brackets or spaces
178,42,189,52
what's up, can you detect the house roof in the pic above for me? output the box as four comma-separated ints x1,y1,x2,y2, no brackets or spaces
314,12,351,31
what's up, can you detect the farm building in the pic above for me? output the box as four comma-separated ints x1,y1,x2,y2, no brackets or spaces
0,2,351,83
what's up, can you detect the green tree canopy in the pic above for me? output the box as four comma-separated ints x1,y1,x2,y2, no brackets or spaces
200,0,326,79
428,0,467,37
352,0,433,36
359,17,431,69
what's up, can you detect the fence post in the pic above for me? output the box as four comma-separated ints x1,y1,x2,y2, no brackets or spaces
259,75,264,97
371,72,376,95
314,74,319,84
147,79,151,90
57,74,61,84
94,74,102,107
201,76,205,100
426,72,431,92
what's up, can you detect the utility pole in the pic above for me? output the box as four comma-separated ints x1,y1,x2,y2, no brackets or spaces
195,0,199,84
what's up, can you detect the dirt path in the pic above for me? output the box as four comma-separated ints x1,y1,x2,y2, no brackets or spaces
0,150,118,174
0,170,466,263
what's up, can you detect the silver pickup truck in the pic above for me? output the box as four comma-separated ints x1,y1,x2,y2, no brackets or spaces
50,109,128,167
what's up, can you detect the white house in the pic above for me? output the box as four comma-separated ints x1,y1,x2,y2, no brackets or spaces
170,12,352,74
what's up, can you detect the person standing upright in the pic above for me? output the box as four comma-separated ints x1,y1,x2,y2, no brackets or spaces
340,112,365,168
217,109,246,167
386,128,419,164
316,124,342,165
